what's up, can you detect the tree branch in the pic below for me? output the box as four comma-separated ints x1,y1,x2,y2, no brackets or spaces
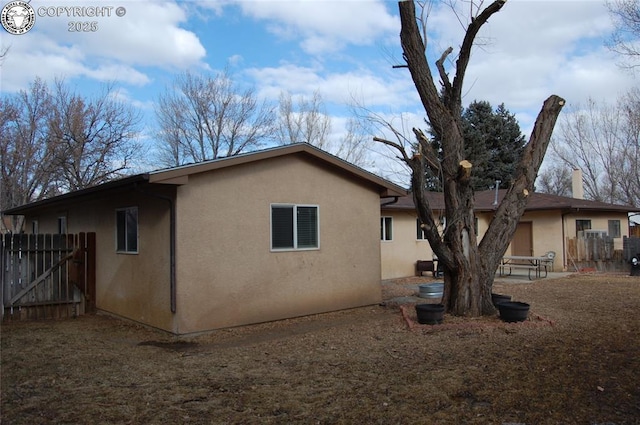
452,0,506,108
480,95,565,256
399,0,448,123
373,136,412,164
411,128,441,174
436,46,453,92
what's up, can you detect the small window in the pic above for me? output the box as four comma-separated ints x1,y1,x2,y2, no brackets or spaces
608,220,621,238
116,207,138,253
416,218,426,240
271,204,319,250
576,219,591,235
32,220,39,234
381,216,393,241
57,216,67,234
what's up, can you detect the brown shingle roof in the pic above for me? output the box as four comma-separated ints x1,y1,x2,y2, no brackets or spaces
382,189,634,213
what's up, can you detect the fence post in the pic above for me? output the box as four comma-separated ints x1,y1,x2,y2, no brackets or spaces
85,232,96,312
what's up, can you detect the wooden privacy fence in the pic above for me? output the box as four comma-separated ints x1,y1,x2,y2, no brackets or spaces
1,233,96,321
566,236,626,272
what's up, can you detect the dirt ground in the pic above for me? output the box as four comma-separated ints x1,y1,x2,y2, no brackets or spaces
1,273,639,425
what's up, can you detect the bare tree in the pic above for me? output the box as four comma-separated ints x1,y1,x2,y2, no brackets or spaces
0,45,9,66
616,88,640,206
536,163,572,197
552,99,620,203
155,70,275,166
550,91,639,207
1,78,143,231
335,117,373,168
155,96,187,167
375,0,564,316
0,78,58,232
607,0,640,68
275,91,331,149
47,79,142,191
276,91,376,168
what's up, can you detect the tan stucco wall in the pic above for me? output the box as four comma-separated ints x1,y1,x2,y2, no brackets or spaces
381,207,630,278
505,211,629,270
380,210,437,279
23,188,175,331
174,155,382,334
563,212,629,249
499,210,564,271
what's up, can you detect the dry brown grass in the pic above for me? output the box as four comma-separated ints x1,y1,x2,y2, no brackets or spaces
2,273,639,424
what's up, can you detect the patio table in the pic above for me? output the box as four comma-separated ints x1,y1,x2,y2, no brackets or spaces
499,255,550,279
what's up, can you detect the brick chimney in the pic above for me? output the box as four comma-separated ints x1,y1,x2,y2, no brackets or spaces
572,169,584,199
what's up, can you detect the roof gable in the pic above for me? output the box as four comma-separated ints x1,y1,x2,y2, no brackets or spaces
4,144,406,215
149,143,406,198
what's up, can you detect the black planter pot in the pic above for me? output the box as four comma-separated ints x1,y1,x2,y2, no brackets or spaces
497,301,530,323
415,303,445,325
491,293,512,307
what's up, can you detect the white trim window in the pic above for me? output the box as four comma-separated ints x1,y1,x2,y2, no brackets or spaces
271,204,319,250
416,218,426,240
116,207,138,253
57,216,67,234
381,216,393,241
608,220,621,238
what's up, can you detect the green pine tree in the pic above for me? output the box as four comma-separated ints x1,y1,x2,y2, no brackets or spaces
425,100,526,191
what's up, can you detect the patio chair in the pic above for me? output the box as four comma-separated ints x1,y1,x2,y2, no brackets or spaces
542,251,556,272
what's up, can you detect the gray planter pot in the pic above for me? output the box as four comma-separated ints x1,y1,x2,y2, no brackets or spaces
418,282,444,299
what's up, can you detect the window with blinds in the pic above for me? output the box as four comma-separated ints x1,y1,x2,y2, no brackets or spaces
271,204,319,250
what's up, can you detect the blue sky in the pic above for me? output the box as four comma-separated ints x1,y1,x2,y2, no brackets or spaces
1,0,637,184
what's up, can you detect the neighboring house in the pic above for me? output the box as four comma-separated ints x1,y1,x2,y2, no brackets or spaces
3,144,405,335
381,190,634,279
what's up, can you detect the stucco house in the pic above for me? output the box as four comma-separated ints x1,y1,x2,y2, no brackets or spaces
3,144,405,334
381,189,634,279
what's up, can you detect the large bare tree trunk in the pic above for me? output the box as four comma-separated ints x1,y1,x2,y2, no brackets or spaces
381,0,565,316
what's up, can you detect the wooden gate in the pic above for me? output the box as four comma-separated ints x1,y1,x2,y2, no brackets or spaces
1,233,96,321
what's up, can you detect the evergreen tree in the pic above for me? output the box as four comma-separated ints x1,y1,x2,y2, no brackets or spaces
426,100,526,191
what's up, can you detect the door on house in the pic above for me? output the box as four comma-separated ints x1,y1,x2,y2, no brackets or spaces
511,222,533,256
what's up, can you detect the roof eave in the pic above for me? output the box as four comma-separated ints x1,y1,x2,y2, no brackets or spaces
2,174,150,215
3,144,408,216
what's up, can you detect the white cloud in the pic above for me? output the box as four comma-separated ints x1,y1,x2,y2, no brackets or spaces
414,0,637,135
1,0,206,92
231,0,398,54
245,62,419,111
89,1,205,67
228,54,244,66
2,0,635,182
